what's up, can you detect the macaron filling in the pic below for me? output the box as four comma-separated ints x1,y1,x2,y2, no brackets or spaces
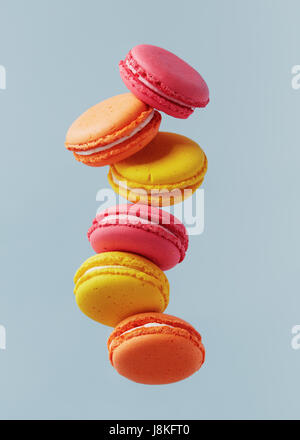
120,322,174,336
75,110,155,156
108,315,204,363
76,264,146,285
125,60,195,110
108,323,175,350
84,265,132,275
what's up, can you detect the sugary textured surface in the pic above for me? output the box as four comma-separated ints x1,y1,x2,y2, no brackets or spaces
74,252,169,327
88,204,188,270
66,93,151,148
108,313,205,384
119,45,209,119
119,64,192,119
74,111,161,167
108,132,207,206
65,93,161,166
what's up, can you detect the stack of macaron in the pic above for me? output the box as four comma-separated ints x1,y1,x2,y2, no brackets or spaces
65,44,209,385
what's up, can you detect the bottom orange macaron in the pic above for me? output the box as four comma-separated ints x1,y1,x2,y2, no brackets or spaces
108,313,205,385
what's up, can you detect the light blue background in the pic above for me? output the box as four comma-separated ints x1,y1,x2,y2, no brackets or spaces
1,0,300,420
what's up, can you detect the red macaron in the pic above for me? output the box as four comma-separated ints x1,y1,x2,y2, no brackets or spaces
88,204,188,271
119,44,209,119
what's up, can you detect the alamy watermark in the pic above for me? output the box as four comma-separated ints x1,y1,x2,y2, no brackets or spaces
0,64,7,347
0,324,6,350
291,325,300,350
95,184,205,235
291,65,300,90
0,65,6,90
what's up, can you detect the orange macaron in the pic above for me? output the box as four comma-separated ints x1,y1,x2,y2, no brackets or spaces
108,312,205,385
65,93,161,166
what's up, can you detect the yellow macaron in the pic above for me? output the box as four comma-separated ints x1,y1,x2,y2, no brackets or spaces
108,132,207,206
73,252,169,327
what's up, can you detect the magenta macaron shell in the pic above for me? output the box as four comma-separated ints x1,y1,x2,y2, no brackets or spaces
119,44,209,119
87,204,189,271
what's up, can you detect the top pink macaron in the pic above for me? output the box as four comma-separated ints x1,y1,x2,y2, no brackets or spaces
88,204,189,271
119,44,209,119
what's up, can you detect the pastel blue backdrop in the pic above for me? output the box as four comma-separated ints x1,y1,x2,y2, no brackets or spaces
0,0,300,420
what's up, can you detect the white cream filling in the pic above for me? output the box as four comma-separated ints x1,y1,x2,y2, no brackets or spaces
120,323,174,336
99,214,177,238
109,323,175,349
77,265,127,282
101,214,156,225
76,110,154,156
78,265,133,286
126,60,195,110
84,265,130,276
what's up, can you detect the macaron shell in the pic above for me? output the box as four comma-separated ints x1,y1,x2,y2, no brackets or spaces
111,132,207,185
65,93,152,148
119,63,192,119
108,132,207,206
73,110,161,167
89,225,181,271
130,45,209,108
111,332,204,384
75,270,166,327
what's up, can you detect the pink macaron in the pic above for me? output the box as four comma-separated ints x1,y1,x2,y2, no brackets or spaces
119,44,209,119
87,204,189,271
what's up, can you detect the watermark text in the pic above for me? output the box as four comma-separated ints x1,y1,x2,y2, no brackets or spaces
0,324,6,350
291,65,300,90
95,185,205,235
0,65,6,90
291,325,300,350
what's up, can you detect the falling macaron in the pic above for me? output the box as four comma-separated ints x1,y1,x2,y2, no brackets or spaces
66,43,210,386
74,252,169,327
108,132,207,206
65,93,161,166
119,44,209,119
108,312,205,385
88,204,188,271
